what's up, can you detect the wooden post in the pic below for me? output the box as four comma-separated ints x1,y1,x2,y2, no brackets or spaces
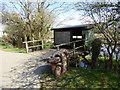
33,38,35,51
57,46,60,51
25,42,29,53
73,42,77,67
41,40,44,49
73,42,76,55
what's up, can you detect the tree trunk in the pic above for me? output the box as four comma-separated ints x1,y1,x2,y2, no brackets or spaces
108,54,113,69
91,54,98,69
24,35,27,41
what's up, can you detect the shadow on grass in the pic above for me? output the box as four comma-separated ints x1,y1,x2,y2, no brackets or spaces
41,67,120,88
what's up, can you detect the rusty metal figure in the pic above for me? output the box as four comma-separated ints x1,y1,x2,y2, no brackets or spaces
48,49,69,77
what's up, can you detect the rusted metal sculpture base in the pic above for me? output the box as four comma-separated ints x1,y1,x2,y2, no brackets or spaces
48,49,69,77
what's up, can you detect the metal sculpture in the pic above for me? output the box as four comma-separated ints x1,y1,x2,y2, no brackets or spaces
47,49,69,77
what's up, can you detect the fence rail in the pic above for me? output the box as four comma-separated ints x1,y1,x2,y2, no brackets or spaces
54,39,85,55
23,39,86,54
23,40,43,53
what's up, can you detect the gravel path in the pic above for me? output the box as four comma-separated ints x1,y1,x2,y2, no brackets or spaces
0,49,56,88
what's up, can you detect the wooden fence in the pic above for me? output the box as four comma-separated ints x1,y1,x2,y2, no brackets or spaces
54,39,85,55
23,40,43,53
23,39,86,54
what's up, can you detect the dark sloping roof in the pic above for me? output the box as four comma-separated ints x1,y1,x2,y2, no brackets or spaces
51,24,94,30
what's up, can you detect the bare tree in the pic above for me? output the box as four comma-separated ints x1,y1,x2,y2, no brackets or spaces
75,1,120,69
2,0,69,47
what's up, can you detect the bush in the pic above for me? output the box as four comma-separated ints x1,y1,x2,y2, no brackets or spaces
0,38,26,53
0,38,13,48
85,30,94,50
44,41,53,49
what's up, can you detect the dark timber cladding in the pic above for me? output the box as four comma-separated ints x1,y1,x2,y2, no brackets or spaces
51,24,92,48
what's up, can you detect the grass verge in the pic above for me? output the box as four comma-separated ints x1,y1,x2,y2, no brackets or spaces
40,67,120,88
0,43,26,53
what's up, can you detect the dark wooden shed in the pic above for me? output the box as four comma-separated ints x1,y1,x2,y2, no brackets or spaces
51,24,92,49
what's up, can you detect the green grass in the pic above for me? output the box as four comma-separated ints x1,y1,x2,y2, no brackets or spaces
43,42,53,49
0,40,26,53
41,68,120,88
0,45,26,53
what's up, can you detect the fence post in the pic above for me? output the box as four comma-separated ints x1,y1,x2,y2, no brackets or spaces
33,38,35,51
57,46,60,51
41,40,44,49
25,42,29,53
73,42,76,55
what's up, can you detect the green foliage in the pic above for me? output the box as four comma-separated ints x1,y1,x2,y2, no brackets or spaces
0,38,26,53
75,1,120,69
0,38,13,48
85,30,94,50
2,1,54,48
43,41,54,49
40,68,120,88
